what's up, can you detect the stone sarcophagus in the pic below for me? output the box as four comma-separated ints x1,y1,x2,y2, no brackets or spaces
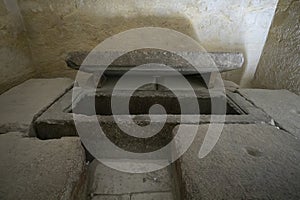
33,49,270,145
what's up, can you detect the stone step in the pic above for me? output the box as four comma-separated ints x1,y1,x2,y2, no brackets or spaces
0,132,86,200
176,124,300,200
87,160,174,200
0,78,74,135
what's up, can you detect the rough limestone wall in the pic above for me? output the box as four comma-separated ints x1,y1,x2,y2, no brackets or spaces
0,0,35,94
253,0,300,95
17,0,278,86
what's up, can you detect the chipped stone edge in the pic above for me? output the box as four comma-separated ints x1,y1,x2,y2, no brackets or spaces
28,82,75,137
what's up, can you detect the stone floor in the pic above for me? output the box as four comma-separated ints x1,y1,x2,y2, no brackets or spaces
177,124,300,199
0,78,86,200
0,79,299,200
238,89,300,138
0,132,86,200
87,160,174,200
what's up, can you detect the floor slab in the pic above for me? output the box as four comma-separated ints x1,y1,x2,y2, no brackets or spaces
131,192,173,200
0,78,73,134
177,124,300,200
238,89,300,138
92,194,130,200
0,132,86,200
87,160,174,200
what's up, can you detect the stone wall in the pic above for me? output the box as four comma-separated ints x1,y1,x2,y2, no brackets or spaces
0,0,279,90
253,0,300,95
0,0,35,94
17,0,278,86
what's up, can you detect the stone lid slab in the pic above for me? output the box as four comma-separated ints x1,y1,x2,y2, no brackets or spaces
66,50,244,75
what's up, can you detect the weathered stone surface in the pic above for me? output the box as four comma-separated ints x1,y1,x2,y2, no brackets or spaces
92,191,173,200
0,0,35,94
0,78,73,134
34,88,271,139
131,192,173,200
92,195,130,200
223,80,239,91
177,124,300,200
16,0,278,87
66,50,244,74
0,132,86,200
238,89,300,138
253,0,300,95
87,160,173,197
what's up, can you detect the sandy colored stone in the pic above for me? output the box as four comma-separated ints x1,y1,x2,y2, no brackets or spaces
0,78,73,134
253,0,300,95
0,0,35,94
0,132,86,200
16,0,278,87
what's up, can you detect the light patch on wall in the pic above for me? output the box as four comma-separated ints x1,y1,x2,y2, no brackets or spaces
253,0,300,94
15,0,278,86
0,0,34,93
